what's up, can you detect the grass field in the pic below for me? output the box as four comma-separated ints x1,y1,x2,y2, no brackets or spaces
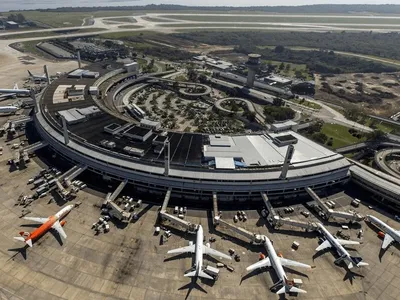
160,23,296,28
162,14,400,25
321,123,366,149
117,25,143,29
291,98,321,110
105,17,137,23
364,118,400,134
4,11,141,28
142,17,176,23
0,28,105,40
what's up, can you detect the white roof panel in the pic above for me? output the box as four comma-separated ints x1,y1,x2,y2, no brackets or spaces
215,157,235,169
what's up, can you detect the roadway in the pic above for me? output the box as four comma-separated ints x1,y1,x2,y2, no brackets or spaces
374,148,400,179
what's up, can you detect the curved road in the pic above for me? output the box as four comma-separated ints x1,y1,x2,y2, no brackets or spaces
374,148,400,179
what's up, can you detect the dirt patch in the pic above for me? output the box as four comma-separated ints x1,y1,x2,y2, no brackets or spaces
315,72,400,117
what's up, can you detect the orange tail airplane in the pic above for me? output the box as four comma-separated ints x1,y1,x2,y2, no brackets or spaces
14,204,74,247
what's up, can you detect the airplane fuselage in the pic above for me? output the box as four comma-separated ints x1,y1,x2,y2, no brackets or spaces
264,237,287,283
318,223,351,260
367,215,400,244
195,225,204,276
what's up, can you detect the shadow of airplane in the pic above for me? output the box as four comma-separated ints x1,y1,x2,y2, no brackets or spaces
7,245,29,260
343,268,365,284
178,277,207,300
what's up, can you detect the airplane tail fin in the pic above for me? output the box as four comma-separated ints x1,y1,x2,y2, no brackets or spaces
357,262,369,267
350,256,368,268
276,286,286,294
198,270,213,280
289,286,307,294
13,237,33,247
184,270,213,280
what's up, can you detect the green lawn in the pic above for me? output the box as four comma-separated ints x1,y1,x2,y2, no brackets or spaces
4,11,141,28
290,98,321,110
321,123,366,149
364,118,400,134
117,25,143,29
162,14,400,25
105,17,137,23
0,28,106,40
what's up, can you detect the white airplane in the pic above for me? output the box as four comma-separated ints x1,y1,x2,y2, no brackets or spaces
0,105,18,115
0,84,30,97
246,236,311,295
316,223,368,269
28,70,47,82
366,215,400,250
167,225,231,280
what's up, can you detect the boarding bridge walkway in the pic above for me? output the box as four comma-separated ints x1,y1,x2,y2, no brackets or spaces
216,218,263,244
159,189,197,233
212,192,219,225
109,179,128,202
161,188,172,213
63,165,88,186
261,193,278,218
305,187,364,222
23,141,48,154
12,116,32,126
274,216,318,231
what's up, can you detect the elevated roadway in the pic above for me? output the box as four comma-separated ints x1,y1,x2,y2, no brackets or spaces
374,148,400,179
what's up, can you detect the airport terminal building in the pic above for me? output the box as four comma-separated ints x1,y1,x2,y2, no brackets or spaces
32,66,363,201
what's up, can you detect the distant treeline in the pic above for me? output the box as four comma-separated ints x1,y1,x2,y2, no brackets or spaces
233,47,398,74
173,31,400,61
10,4,400,14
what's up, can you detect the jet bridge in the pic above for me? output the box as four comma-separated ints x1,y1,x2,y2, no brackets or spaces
215,217,264,245
63,164,88,186
261,192,318,231
305,187,364,223
273,216,318,231
23,141,48,154
109,179,128,202
159,189,197,234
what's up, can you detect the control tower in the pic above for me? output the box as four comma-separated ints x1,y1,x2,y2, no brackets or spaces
246,53,261,88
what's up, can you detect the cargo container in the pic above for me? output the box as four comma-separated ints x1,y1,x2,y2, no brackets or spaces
205,265,219,278
378,231,385,239
33,178,45,187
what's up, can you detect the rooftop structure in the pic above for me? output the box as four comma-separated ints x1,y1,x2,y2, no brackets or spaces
271,120,298,132
264,74,293,86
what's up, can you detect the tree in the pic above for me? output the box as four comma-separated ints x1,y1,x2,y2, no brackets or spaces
275,45,285,53
311,132,328,144
285,64,291,73
187,67,197,82
273,98,284,107
279,62,285,70
366,129,386,141
172,81,179,90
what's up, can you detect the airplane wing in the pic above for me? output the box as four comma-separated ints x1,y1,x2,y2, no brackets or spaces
52,220,67,239
246,257,271,272
279,257,312,269
203,245,232,260
382,234,394,250
167,244,195,255
316,240,332,251
337,239,360,246
23,217,49,223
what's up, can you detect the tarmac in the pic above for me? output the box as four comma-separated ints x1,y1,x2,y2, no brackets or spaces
0,134,400,300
